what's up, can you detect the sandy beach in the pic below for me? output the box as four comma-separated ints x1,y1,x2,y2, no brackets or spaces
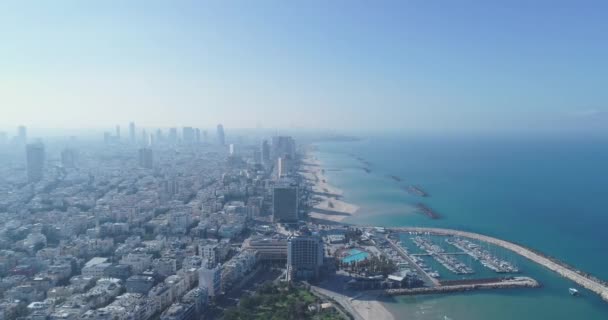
300,153,359,222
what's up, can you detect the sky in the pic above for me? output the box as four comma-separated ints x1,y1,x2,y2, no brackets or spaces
1,0,608,133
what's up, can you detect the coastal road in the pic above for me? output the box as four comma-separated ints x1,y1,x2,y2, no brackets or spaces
390,227,608,302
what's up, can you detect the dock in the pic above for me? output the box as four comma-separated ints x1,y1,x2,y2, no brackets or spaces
389,227,608,302
383,276,540,296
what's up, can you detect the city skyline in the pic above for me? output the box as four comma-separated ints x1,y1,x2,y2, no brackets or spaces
2,1,608,132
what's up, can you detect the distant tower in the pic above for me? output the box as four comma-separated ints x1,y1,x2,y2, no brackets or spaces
261,140,270,166
26,142,45,182
129,122,136,143
169,128,178,145
115,125,121,139
203,130,208,144
183,127,195,145
138,148,153,169
0,131,7,145
17,125,27,144
216,124,225,146
61,148,77,168
155,129,163,144
229,144,235,155
195,128,201,144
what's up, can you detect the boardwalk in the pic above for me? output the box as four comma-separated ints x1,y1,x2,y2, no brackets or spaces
390,227,608,302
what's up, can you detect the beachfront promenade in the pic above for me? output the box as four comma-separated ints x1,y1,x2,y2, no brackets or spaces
389,227,608,302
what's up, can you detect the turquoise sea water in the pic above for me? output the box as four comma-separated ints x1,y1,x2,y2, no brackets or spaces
313,133,608,320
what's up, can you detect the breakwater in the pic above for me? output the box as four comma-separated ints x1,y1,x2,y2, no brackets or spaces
384,277,539,296
390,227,608,302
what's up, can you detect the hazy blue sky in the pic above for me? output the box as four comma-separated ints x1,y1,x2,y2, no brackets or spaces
1,1,607,132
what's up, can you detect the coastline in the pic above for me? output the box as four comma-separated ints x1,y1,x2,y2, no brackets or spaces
301,151,359,223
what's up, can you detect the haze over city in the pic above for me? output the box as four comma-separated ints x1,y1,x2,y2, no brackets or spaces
2,1,608,132
2,2,608,320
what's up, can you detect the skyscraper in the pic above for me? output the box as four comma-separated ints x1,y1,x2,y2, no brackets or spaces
138,148,153,169
216,124,225,146
261,140,270,166
287,235,324,281
129,122,136,143
195,128,201,144
229,144,235,155
115,125,121,139
26,142,45,182
272,183,298,223
17,125,27,144
169,128,178,145
183,127,195,144
0,131,7,145
61,148,77,168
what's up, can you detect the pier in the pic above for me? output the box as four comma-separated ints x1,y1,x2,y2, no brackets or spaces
390,227,608,302
383,276,540,297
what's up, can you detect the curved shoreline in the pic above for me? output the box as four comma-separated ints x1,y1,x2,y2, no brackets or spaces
387,226,608,302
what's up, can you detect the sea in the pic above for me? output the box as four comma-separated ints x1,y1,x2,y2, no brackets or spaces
312,132,608,320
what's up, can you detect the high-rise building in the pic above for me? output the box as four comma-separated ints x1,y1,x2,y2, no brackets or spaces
195,128,201,144
229,144,235,155
115,125,121,139
271,136,295,160
17,126,27,144
277,157,283,178
261,140,270,166
138,148,153,169
202,130,208,144
0,131,7,145
272,183,298,223
26,142,45,182
183,127,195,144
169,128,178,145
129,122,136,143
216,124,225,146
155,129,163,144
198,260,222,298
287,235,324,281
61,148,77,168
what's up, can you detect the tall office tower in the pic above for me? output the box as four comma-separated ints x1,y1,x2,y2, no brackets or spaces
183,127,195,144
287,235,324,281
0,131,7,145
115,125,121,139
169,128,178,145
195,128,201,144
271,136,296,160
277,157,283,178
272,183,298,223
203,130,208,143
129,122,136,143
216,124,225,146
61,148,77,168
229,144,235,155
261,140,270,166
17,125,27,144
141,129,148,146
138,148,153,169
26,142,45,182
155,129,163,144
198,259,222,298
253,150,262,165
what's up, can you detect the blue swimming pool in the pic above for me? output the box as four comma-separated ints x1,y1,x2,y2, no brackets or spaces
342,249,369,263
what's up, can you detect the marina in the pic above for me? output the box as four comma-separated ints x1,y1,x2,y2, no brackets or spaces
446,237,519,273
412,236,475,275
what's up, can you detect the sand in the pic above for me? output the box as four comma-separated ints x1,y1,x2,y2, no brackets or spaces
300,154,359,222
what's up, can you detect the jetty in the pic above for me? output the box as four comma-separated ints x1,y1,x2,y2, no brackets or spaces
389,227,608,302
384,277,539,296
416,203,440,219
407,185,429,197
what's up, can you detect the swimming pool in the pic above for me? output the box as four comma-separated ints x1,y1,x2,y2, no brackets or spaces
342,249,369,263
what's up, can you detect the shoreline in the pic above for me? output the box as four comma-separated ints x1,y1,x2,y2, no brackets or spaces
301,151,359,223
